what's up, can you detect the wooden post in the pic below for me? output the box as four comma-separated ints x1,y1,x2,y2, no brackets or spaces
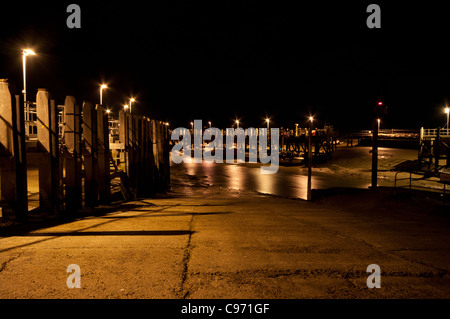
36,88,54,213
118,109,127,172
64,96,82,213
435,127,440,173
82,101,98,207
127,113,136,196
163,123,170,188
136,117,145,197
142,118,149,196
50,99,62,214
0,80,28,222
371,117,379,189
96,104,110,204
147,118,155,195
307,119,313,201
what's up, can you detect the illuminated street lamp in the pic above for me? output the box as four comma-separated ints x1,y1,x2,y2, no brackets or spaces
445,107,449,129
100,84,107,105
208,121,212,128
22,48,36,134
123,104,129,112
235,120,239,128
265,118,270,131
129,98,135,113
190,122,194,130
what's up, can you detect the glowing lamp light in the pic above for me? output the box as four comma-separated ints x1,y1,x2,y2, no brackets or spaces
23,49,36,56
378,101,383,105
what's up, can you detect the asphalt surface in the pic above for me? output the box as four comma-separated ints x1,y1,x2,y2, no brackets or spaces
1,167,450,299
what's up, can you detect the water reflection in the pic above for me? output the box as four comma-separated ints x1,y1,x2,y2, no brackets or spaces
173,147,416,200
178,161,369,200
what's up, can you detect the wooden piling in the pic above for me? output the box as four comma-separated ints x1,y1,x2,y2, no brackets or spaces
36,88,55,214
0,80,28,222
96,104,110,204
64,96,82,213
82,101,98,207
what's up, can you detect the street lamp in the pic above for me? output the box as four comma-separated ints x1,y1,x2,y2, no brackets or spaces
100,84,107,105
445,107,449,129
208,121,212,128
129,98,135,113
123,104,129,112
377,118,381,131
235,120,239,128
22,48,36,134
265,118,270,131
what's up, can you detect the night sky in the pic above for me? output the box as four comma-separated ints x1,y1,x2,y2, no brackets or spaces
1,0,449,130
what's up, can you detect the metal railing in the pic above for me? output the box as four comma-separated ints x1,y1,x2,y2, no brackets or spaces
421,128,450,139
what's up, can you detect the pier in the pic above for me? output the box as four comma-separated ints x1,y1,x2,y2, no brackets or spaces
0,79,170,222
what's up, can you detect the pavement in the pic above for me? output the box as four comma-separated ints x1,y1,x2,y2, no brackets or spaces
1,166,450,299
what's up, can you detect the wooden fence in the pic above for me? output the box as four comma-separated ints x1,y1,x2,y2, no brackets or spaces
0,79,170,222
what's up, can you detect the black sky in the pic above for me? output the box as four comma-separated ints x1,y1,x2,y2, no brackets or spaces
1,0,449,130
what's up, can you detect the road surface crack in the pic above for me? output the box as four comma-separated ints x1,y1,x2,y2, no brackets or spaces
180,212,195,299
0,253,22,273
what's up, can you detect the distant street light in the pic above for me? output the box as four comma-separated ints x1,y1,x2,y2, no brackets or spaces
208,121,212,128
265,118,270,131
100,84,107,105
22,48,36,135
235,120,239,128
190,122,194,130
445,107,449,129
123,104,129,112
129,98,135,113
295,123,299,137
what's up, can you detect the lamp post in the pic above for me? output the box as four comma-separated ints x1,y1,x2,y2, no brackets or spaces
123,104,129,113
266,118,270,131
100,84,107,105
129,98,135,113
445,107,449,130
235,120,239,128
208,121,212,128
22,48,36,135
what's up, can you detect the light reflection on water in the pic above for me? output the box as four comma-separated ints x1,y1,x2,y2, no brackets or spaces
177,161,369,200
172,147,418,200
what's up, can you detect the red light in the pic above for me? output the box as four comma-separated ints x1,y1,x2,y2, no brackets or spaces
378,102,383,105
